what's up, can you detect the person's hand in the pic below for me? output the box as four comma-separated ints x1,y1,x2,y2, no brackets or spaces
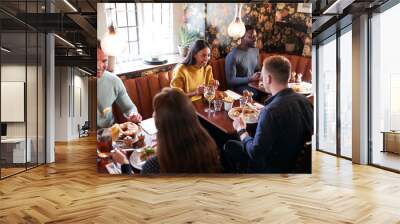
126,112,142,123
196,84,205,95
233,116,246,132
249,72,261,82
111,149,129,165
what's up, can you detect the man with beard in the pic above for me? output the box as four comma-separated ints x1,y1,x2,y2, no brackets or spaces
225,25,261,100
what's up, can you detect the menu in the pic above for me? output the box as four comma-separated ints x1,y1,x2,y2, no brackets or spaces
141,118,158,135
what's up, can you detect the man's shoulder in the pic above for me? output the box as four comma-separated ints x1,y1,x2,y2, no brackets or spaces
226,48,238,57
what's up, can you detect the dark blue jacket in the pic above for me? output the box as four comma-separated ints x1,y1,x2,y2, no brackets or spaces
242,88,313,173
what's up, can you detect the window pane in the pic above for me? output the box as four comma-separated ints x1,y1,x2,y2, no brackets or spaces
318,37,337,154
127,11,136,26
127,4,135,12
116,3,125,11
128,27,137,41
371,3,400,171
130,42,139,57
118,27,128,42
153,4,162,24
117,11,127,27
105,3,115,9
340,29,352,158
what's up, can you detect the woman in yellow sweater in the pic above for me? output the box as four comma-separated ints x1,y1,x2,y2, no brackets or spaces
171,39,214,101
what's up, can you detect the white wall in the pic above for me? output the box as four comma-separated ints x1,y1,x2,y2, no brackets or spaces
54,67,89,141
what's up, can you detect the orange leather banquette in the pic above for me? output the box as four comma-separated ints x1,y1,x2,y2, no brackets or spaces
113,71,174,122
114,53,311,120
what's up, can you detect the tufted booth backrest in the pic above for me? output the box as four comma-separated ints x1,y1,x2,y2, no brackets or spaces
113,71,174,122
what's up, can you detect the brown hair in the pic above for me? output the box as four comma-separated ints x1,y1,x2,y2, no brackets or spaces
181,39,210,66
153,88,221,173
263,55,291,84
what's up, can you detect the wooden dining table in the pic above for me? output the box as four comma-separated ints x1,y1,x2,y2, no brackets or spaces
192,95,261,136
192,99,237,135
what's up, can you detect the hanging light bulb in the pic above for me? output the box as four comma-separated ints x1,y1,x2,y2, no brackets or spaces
227,3,246,39
101,24,127,56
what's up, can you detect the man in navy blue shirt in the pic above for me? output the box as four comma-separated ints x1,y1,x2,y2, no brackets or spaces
222,55,313,173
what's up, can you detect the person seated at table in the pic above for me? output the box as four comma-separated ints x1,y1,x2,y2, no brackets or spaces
112,88,221,174
222,55,313,173
225,25,261,101
170,39,215,101
97,40,142,128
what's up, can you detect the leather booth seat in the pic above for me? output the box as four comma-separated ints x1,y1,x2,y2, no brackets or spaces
114,53,311,121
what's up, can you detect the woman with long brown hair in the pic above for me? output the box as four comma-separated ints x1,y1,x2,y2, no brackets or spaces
170,39,215,101
112,88,221,174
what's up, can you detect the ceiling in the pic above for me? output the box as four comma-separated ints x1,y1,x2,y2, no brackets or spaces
0,0,395,74
0,0,96,74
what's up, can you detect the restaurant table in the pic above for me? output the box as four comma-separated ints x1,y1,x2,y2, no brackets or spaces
192,96,261,137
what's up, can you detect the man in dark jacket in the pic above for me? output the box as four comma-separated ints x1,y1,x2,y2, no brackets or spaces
223,55,313,173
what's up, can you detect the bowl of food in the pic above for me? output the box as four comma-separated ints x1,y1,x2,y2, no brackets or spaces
228,106,259,124
223,96,234,111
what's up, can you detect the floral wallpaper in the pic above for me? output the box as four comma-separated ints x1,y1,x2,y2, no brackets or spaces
182,3,312,60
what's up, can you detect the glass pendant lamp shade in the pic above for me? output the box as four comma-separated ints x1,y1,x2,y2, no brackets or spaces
101,25,127,56
227,4,246,39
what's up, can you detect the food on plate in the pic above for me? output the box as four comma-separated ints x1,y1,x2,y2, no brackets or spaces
290,84,302,93
119,122,139,139
228,106,259,123
223,96,234,103
214,91,227,100
110,123,122,141
123,136,134,148
139,146,156,161
132,135,145,149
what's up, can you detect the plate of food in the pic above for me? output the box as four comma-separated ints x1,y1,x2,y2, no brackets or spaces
129,146,156,170
228,106,259,124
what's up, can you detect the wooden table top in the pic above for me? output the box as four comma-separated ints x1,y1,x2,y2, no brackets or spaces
192,99,237,135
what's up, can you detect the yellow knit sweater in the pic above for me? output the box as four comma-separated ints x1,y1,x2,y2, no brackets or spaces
170,64,214,101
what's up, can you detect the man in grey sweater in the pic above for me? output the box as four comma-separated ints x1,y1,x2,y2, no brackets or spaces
225,25,261,99
97,44,142,128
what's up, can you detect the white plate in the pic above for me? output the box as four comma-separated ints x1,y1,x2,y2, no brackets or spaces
129,147,146,170
228,107,259,124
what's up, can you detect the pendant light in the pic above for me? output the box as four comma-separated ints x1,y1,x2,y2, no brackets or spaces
101,24,127,56
227,3,246,39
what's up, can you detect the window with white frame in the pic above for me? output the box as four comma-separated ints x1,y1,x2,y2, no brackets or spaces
104,3,173,63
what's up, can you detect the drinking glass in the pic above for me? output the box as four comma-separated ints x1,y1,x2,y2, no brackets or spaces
214,99,223,112
97,128,113,158
239,97,248,108
204,86,215,113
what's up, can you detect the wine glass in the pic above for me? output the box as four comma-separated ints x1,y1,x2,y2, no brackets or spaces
204,85,215,113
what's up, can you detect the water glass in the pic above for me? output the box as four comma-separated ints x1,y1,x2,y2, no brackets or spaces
214,99,223,112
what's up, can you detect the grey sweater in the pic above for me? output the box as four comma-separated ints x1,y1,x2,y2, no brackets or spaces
97,71,137,128
225,47,260,88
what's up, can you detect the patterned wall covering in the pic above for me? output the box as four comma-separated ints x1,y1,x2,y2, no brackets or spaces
183,3,312,60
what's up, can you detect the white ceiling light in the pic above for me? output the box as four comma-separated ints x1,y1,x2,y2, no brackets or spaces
101,25,127,57
54,34,75,48
63,0,78,12
228,3,246,39
1,47,11,53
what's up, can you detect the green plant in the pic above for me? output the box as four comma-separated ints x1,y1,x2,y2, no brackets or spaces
179,27,200,48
